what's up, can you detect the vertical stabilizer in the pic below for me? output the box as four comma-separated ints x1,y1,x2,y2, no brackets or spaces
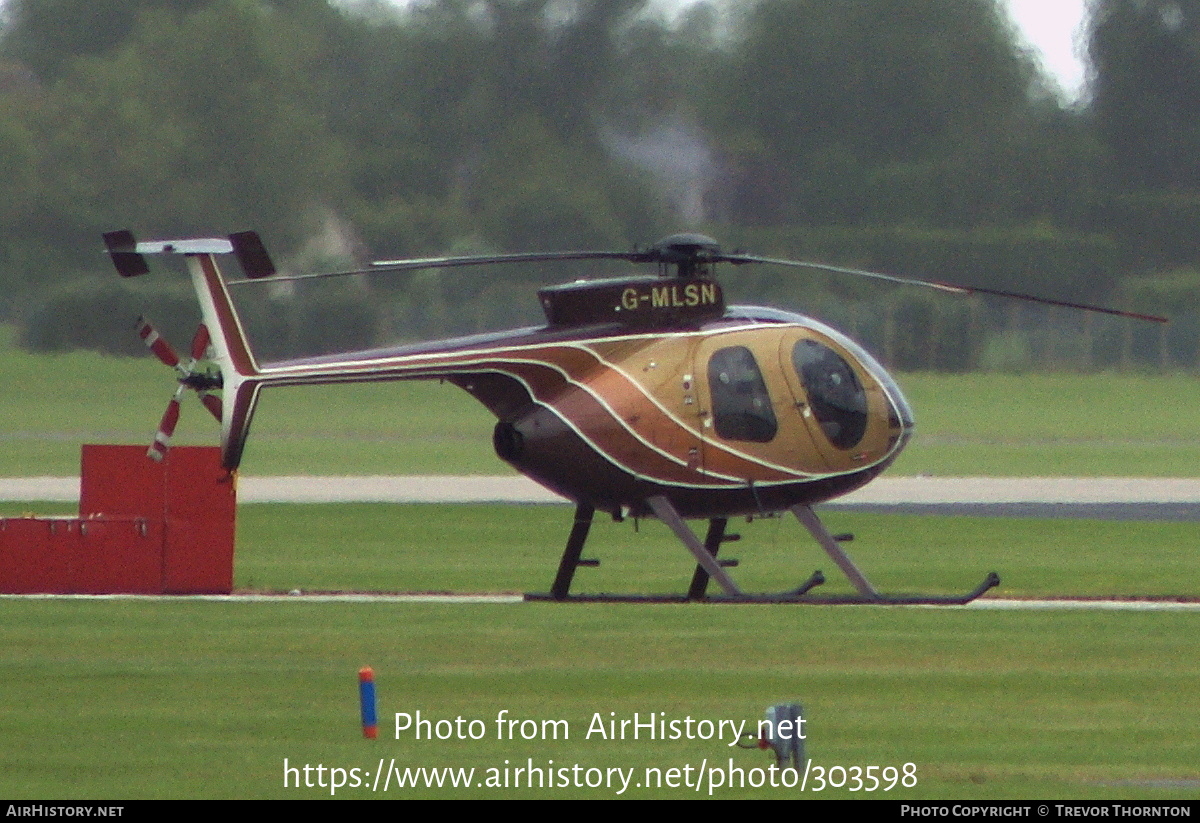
184,252,264,470
104,230,268,470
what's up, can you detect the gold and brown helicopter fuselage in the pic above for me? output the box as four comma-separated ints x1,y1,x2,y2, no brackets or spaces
255,275,915,519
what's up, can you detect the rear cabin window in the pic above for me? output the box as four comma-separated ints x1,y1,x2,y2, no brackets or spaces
708,346,778,442
791,339,868,449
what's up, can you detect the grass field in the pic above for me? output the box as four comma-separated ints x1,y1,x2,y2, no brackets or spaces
2,325,1199,477
2,327,1198,800
892,372,1200,477
3,598,1197,800
0,504,1198,799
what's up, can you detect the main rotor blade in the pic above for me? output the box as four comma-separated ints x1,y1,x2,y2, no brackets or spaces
221,235,1167,324
372,250,647,270
225,250,643,286
724,254,1169,324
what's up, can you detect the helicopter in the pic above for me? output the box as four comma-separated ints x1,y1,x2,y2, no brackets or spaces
102,229,1167,604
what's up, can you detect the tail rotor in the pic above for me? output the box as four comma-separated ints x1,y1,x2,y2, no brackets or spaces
138,318,223,461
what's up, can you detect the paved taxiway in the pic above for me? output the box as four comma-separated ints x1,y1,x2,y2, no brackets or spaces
3,475,1200,520
5,591,1199,611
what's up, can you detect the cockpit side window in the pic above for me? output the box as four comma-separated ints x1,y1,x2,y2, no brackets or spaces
792,339,868,449
708,346,778,442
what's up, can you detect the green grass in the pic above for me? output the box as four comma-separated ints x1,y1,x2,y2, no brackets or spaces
4,331,1197,798
1,599,1197,799
225,504,1199,600
4,502,1196,599
891,373,1200,477
0,504,1198,799
2,325,1198,477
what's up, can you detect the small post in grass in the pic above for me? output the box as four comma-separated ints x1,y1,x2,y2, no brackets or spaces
359,667,378,739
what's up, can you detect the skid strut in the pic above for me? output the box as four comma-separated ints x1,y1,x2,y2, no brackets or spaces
647,496,742,596
525,499,1000,605
790,505,880,599
549,503,595,600
784,504,1000,605
685,517,727,601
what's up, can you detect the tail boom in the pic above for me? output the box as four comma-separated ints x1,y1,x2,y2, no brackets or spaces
106,229,519,471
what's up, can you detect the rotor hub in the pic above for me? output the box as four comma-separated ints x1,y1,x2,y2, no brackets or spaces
650,233,721,278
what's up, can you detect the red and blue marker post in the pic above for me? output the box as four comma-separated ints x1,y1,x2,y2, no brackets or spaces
359,666,378,739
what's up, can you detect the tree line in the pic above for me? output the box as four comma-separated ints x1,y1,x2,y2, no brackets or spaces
0,0,1197,369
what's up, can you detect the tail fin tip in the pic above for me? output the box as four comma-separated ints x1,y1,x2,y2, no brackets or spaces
229,231,276,279
103,229,150,278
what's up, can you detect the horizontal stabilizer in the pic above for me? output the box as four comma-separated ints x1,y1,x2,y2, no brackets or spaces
133,238,233,255
229,231,276,279
104,229,234,277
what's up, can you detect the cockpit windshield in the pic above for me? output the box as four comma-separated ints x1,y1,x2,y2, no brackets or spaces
791,339,867,449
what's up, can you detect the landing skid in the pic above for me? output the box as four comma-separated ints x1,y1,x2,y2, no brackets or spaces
524,498,1000,606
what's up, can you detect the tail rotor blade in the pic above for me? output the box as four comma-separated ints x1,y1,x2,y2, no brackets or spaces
190,324,212,362
148,390,184,462
137,317,181,369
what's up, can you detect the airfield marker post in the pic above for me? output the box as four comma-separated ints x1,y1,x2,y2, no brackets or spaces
359,667,378,739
